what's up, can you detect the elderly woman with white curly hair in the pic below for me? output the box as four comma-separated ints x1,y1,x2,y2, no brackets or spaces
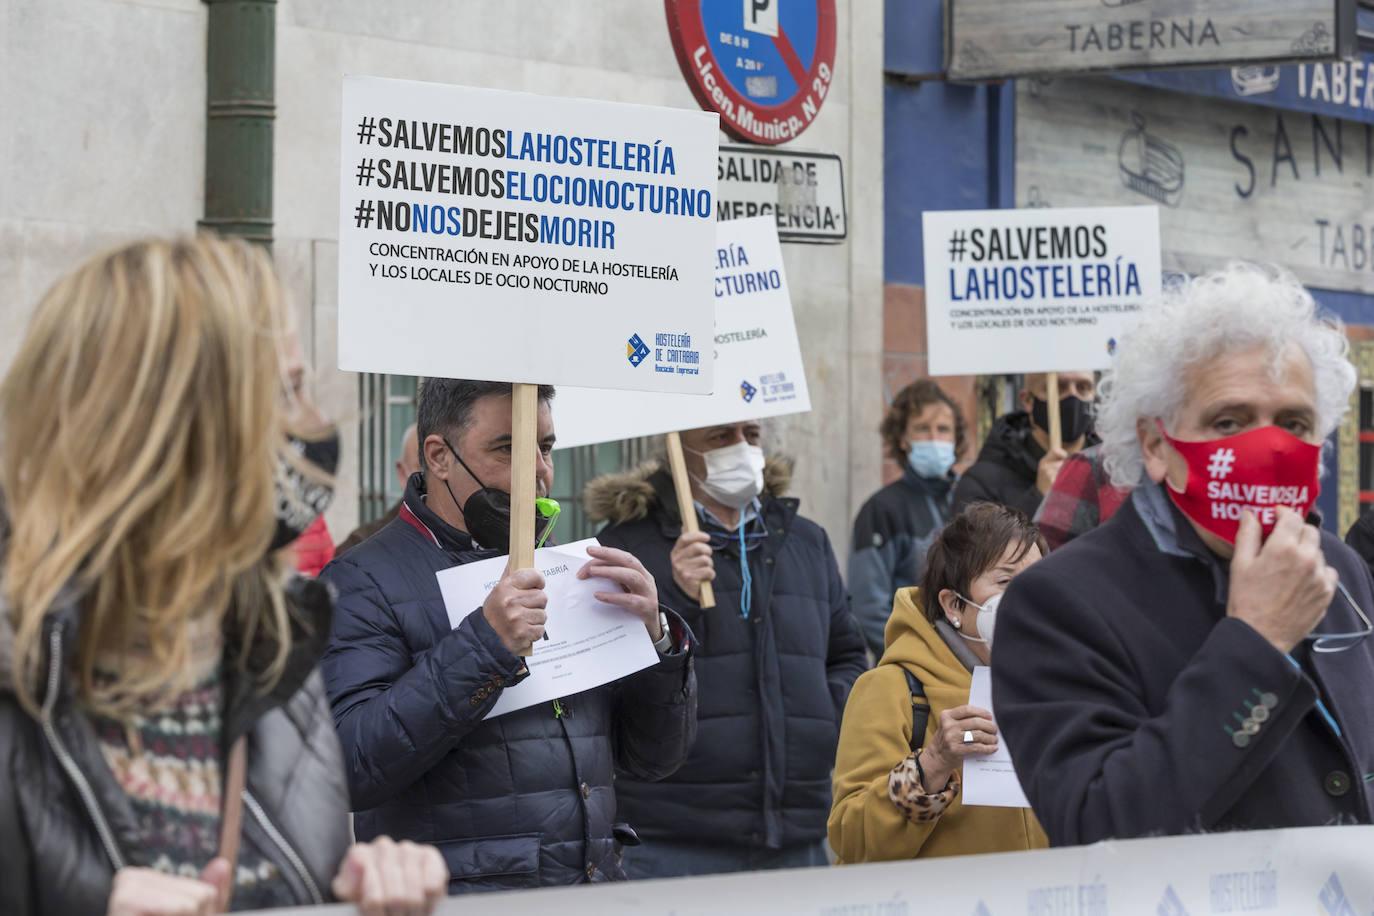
991,262,1374,845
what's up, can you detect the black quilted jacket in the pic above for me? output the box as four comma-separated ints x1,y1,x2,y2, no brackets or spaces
587,463,868,851
0,577,351,915
318,474,697,893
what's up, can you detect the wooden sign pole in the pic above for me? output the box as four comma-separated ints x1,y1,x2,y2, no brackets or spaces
510,383,539,656
665,431,716,608
1046,371,1062,453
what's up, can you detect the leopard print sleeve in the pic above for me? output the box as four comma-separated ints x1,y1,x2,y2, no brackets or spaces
887,752,960,823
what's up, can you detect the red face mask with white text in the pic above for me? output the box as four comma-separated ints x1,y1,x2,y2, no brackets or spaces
1159,422,1321,544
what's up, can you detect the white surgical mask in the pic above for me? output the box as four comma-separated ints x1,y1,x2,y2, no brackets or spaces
954,592,1002,649
687,440,766,509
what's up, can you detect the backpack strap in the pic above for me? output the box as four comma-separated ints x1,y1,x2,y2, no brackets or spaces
902,668,930,752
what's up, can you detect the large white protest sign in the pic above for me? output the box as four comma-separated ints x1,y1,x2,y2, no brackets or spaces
435,538,659,718
338,75,719,393
552,217,811,449
922,206,1161,376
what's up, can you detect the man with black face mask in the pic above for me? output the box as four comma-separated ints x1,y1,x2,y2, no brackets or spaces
952,371,1098,518
318,378,697,894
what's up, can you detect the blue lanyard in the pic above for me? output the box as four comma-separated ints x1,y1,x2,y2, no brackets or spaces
1286,654,1342,737
738,522,753,619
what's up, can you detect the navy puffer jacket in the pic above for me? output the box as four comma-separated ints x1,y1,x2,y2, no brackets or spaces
319,475,696,893
587,460,867,850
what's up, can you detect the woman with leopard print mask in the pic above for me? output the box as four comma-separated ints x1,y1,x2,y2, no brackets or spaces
828,502,1049,861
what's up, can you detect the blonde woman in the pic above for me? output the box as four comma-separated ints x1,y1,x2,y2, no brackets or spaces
0,237,446,915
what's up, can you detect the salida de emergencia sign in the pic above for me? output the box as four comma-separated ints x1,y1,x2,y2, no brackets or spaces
716,145,845,243
921,206,1161,376
337,75,719,394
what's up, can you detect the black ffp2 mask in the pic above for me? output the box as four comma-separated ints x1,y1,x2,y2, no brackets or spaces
442,439,551,552
1031,395,1094,444
270,430,340,552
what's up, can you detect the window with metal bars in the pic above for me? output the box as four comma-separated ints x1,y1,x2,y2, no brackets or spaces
548,436,658,541
358,374,418,524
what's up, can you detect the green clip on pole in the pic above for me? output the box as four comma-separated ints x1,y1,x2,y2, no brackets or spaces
535,497,561,549
534,497,561,644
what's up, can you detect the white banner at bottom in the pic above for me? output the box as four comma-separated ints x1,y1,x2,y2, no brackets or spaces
252,824,1374,915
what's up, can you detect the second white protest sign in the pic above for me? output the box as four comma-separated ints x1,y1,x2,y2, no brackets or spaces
337,75,719,394
553,217,811,449
921,205,1162,377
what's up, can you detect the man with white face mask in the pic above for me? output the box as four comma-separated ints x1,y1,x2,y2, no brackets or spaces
586,420,867,878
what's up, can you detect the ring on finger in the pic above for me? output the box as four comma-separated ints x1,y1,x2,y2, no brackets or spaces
962,729,975,745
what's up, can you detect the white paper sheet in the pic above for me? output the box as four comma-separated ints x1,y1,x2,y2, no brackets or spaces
961,665,1031,808
435,538,660,719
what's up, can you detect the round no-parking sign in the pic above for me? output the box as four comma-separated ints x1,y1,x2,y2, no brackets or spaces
665,0,837,146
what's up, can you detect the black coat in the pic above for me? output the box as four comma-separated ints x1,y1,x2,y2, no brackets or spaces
849,465,954,657
587,463,868,850
993,484,1374,845
0,577,351,915
1344,511,1374,582
318,476,696,893
953,411,1102,518
952,411,1048,517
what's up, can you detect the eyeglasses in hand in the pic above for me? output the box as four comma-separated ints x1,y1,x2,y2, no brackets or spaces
1307,581,1374,654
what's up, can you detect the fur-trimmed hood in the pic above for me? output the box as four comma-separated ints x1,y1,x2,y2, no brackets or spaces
584,456,793,526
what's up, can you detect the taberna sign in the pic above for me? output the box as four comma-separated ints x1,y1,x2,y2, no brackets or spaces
946,0,1357,82
665,0,837,145
1114,52,1374,127
1016,76,1374,295
716,145,846,243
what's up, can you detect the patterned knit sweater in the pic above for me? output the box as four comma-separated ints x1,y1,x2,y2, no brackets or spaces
89,625,295,910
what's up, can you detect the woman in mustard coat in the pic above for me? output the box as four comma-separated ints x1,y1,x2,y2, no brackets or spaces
829,503,1049,861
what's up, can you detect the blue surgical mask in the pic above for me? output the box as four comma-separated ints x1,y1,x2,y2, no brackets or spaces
906,440,956,479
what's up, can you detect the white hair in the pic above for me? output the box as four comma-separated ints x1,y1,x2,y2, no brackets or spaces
1098,262,1356,489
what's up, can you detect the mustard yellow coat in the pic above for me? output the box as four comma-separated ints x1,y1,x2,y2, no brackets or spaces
828,588,1047,862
